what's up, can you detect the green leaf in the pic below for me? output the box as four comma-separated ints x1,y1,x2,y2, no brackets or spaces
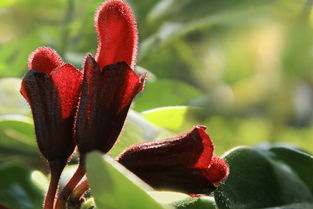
149,191,191,205
149,191,217,209
0,114,36,147
143,106,202,133
174,196,216,209
0,78,29,115
134,79,201,112
259,145,313,194
110,110,164,157
0,114,39,166
0,163,44,209
214,147,313,209
86,152,172,209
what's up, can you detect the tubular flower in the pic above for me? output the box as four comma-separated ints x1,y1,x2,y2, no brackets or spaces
117,126,229,194
20,47,83,162
75,0,145,155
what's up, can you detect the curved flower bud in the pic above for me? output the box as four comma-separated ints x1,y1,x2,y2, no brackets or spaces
20,47,83,162
76,0,143,156
117,126,229,194
76,55,144,155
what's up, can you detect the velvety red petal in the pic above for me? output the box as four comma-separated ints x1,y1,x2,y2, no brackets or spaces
21,70,77,161
192,126,214,169
95,0,137,69
204,156,229,184
28,47,63,74
20,80,30,104
117,126,216,194
76,55,142,155
117,126,213,169
50,64,83,118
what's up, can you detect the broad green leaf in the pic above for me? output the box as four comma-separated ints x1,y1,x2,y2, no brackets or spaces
149,191,216,209
110,110,165,157
174,196,216,209
0,114,39,166
261,203,313,209
149,191,190,205
134,79,201,112
259,145,313,194
0,114,36,147
0,163,44,209
0,78,29,115
86,152,171,209
214,147,313,209
143,106,202,133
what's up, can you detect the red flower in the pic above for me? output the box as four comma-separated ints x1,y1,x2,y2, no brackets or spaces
117,126,229,194
20,1,229,206
75,0,145,155
20,47,83,162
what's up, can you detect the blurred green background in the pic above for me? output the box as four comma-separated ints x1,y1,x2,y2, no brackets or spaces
0,0,313,170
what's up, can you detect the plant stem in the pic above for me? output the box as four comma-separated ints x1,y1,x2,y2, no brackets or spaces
44,160,66,209
69,179,89,207
55,162,85,209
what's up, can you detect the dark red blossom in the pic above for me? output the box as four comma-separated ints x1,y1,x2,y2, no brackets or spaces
117,126,229,194
20,47,83,161
75,0,144,155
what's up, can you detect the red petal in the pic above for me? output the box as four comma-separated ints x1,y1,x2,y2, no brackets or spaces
118,126,214,169
20,80,30,104
28,47,63,74
50,64,83,118
95,0,137,69
192,126,214,169
204,156,229,184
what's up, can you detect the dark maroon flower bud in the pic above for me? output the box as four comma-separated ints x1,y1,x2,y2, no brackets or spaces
75,0,144,155
20,47,83,162
117,126,229,194
76,55,144,155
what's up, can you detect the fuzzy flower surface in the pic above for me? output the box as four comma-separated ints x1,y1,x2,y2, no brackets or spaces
20,0,229,197
75,0,145,155
21,47,82,162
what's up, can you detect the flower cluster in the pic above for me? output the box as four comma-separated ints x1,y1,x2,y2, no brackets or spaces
20,0,229,208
